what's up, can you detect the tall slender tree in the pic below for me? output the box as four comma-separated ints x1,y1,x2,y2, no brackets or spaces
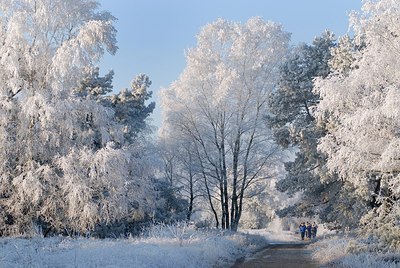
160,17,289,230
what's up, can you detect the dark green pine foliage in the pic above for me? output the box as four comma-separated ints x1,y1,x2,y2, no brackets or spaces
268,31,355,227
109,74,156,144
74,67,114,99
75,69,155,146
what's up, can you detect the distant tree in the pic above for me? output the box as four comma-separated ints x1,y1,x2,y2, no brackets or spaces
239,178,286,229
315,0,400,247
152,178,189,223
160,17,289,231
158,136,202,221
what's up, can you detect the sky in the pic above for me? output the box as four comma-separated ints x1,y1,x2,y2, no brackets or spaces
98,0,364,127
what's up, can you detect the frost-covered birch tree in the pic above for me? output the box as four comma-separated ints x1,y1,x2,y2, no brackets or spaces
0,0,155,236
315,0,400,248
160,17,289,230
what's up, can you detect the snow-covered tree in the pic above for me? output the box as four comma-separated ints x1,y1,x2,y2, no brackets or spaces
328,34,362,76
107,73,155,144
74,70,155,147
239,178,286,229
160,17,289,230
267,31,355,227
0,0,156,236
74,67,114,99
315,0,400,247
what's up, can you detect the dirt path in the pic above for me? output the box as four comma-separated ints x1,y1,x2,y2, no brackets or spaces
231,242,318,268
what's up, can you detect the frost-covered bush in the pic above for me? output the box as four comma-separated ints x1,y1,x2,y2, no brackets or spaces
239,207,270,230
0,225,268,268
359,200,400,251
144,221,199,245
310,235,400,268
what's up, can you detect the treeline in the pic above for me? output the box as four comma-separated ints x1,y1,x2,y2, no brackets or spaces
159,0,400,252
0,0,399,250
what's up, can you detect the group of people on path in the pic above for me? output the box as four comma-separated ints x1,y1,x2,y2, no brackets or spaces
299,222,318,240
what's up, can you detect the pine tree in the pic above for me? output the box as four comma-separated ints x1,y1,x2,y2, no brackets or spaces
268,31,363,228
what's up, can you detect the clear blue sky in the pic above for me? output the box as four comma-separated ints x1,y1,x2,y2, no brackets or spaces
98,0,363,127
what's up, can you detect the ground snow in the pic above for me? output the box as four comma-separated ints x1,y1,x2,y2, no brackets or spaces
6,220,389,268
309,235,400,268
0,225,274,268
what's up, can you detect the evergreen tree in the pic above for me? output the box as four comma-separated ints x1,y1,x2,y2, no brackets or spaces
268,31,362,228
107,74,156,144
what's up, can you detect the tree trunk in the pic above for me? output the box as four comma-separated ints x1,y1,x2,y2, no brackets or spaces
187,166,194,221
230,134,241,231
204,171,219,228
221,143,229,230
219,175,226,229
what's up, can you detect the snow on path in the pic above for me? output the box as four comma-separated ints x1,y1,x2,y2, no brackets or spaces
231,242,317,268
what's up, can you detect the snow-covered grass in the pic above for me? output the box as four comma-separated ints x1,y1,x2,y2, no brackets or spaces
309,234,400,268
11,219,400,268
0,222,268,268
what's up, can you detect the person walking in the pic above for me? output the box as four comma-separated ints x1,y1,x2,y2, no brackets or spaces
311,222,318,238
306,222,312,240
299,222,306,240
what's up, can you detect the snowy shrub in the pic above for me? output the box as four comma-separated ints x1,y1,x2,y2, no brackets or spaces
310,235,400,268
144,221,199,246
194,219,213,229
311,235,358,264
359,200,400,251
239,199,274,229
339,253,400,268
0,225,268,267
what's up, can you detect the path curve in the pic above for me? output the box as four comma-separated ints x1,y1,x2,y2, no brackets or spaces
231,242,318,268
